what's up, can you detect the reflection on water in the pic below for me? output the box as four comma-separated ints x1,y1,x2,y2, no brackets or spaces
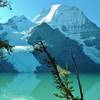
0,73,40,100
0,73,100,100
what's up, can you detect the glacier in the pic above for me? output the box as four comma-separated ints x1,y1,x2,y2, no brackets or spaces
0,16,40,72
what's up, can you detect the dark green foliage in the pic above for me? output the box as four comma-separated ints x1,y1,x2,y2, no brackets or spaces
0,39,16,72
0,39,13,58
52,66,75,100
0,0,12,10
0,50,5,60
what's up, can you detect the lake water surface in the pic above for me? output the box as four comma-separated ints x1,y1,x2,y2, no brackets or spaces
0,73,100,100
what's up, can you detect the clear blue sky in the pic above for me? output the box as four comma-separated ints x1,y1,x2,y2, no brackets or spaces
0,0,100,27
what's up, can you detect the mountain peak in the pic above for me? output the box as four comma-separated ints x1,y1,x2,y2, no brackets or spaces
33,4,98,33
51,4,61,8
4,15,35,32
33,4,84,24
39,22,50,28
7,15,29,24
34,4,61,24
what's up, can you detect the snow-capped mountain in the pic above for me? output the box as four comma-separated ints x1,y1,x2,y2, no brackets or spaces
34,4,98,32
5,15,35,32
0,15,36,45
33,4,100,66
0,4,100,73
0,16,40,72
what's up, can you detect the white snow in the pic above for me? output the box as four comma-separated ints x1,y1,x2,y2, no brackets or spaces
37,4,61,23
83,45,100,64
33,14,40,22
59,28,84,45
83,37,96,41
7,41,39,72
68,33,84,44
12,46,33,52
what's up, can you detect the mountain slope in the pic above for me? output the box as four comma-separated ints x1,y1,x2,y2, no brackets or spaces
0,4,100,73
4,15,35,32
33,4,100,65
28,23,100,72
0,16,40,72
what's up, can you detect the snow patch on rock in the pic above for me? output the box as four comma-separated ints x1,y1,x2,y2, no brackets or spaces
36,4,61,23
83,45,100,64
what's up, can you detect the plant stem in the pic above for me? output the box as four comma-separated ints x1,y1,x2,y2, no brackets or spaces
40,41,75,100
71,54,84,100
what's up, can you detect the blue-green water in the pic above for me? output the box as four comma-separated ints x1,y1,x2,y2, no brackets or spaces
0,73,100,100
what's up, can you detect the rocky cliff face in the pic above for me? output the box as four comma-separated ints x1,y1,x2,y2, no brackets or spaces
28,23,100,72
34,4,100,66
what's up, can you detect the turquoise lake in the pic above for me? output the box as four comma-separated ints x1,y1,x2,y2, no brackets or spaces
0,73,100,100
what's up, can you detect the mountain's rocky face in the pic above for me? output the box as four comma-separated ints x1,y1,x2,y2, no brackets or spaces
34,4,100,66
28,23,100,73
0,60,17,72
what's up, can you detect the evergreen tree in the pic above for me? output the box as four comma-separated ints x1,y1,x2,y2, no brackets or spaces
32,40,83,100
0,39,13,60
0,0,12,10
